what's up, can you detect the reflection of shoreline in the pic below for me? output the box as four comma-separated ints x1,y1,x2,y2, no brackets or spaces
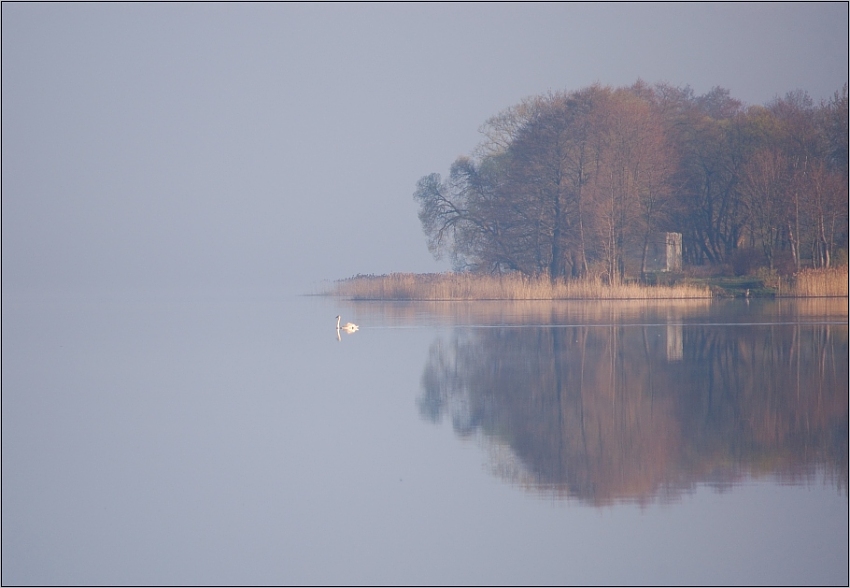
341,298,848,329
416,307,848,506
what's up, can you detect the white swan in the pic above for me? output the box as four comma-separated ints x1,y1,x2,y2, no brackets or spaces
336,315,359,332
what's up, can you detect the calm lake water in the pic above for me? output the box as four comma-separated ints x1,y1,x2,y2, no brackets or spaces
2,291,847,585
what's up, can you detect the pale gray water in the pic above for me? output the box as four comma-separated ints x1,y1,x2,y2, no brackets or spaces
2,292,847,585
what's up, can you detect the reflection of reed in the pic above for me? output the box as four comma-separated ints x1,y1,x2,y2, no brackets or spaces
342,298,849,330
418,319,848,505
341,298,713,327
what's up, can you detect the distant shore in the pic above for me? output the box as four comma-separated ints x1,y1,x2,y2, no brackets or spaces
330,268,849,301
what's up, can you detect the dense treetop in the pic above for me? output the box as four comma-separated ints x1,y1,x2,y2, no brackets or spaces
414,81,848,281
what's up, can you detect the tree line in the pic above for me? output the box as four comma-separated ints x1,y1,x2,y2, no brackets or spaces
414,81,848,282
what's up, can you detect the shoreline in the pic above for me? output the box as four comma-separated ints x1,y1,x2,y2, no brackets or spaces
329,269,849,301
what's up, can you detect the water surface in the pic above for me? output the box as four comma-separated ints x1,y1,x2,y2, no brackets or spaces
3,292,847,585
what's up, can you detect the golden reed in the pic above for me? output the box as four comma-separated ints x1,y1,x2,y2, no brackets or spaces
784,267,849,297
333,273,712,301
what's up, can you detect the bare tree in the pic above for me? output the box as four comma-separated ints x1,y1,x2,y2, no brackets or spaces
740,148,791,269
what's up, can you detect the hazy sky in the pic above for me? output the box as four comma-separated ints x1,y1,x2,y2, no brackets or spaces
3,3,847,294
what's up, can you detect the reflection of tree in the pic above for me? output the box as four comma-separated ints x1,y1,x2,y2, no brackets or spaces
418,318,848,505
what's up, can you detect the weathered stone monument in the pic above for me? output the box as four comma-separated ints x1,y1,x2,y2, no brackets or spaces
645,232,682,272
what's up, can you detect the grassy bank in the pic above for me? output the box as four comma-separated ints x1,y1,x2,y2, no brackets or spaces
333,272,712,300
331,267,848,301
691,267,849,298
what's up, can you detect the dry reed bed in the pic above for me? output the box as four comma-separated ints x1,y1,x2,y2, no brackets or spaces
334,273,712,300
784,268,849,297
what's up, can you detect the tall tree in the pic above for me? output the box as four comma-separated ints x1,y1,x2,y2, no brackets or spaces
584,87,674,281
667,88,747,265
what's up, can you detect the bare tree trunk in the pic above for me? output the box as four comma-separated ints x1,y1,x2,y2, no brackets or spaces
640,234,650,278
788,219,799,272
